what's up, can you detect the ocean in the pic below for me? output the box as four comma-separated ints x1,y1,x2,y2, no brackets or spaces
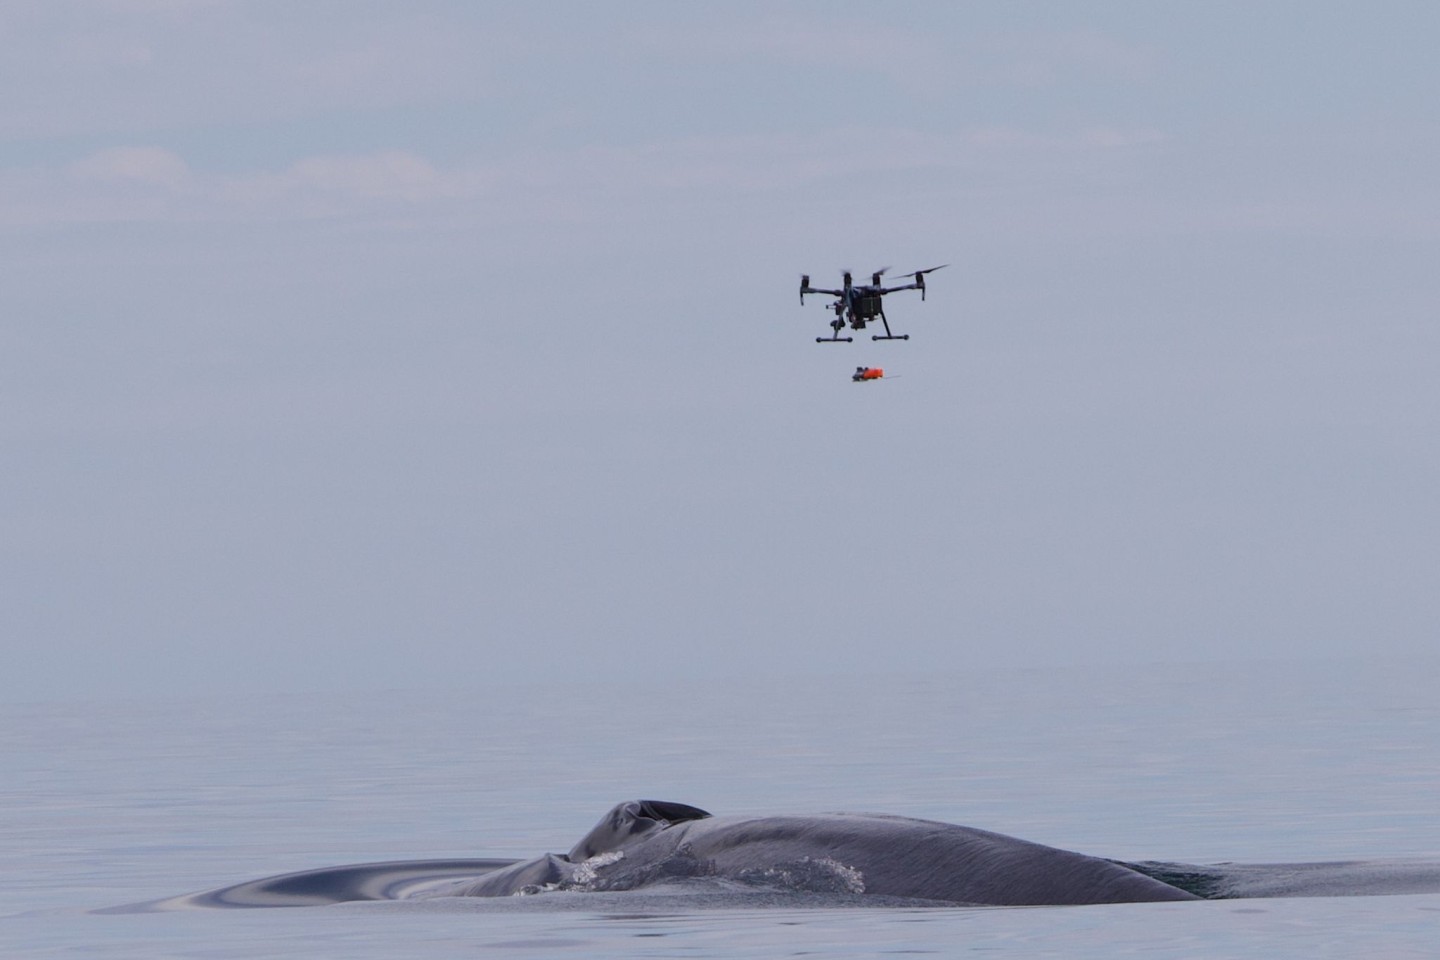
4,658,1437,958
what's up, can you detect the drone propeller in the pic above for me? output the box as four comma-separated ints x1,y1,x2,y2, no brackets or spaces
898,264,948,300
870,266,891,285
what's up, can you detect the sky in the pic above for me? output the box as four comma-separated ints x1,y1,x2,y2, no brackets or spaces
4,1,1438,701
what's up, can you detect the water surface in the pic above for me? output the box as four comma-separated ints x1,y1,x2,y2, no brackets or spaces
4,658,1437,957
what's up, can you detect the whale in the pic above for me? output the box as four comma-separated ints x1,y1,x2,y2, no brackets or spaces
117,799,1440,912
433,799,1197,905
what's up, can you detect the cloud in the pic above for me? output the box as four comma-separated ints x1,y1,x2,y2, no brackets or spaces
986,28,1160,87
0,3,512,140
1077,126,1165,148
3,124,1175,229
283,151,451,201
26,118,1430,253
630,15,952,91
68,145,192,188
95,0,221,13
622,18,1159,100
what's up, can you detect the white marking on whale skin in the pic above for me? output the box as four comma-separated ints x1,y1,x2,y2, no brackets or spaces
570,850,626,888
814,858,866,895
513,850,626,896
737,856,866,895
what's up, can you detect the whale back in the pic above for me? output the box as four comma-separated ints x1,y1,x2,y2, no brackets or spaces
449,802,1197,905
671,812,1199,905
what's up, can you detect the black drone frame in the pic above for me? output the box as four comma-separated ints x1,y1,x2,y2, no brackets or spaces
800,266,946,343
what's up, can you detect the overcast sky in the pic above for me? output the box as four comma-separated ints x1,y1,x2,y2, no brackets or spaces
4,1,1438,701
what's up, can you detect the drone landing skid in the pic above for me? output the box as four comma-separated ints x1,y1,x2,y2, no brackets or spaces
872,334,909,341
816,336,855,343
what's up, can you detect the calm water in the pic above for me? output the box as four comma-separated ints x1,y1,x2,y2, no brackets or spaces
4,659,1438,957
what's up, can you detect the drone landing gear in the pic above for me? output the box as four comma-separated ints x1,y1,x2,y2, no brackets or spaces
871,314,908,341
817,316,853,342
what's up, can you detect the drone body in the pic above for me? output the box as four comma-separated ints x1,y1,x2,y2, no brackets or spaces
800,265,946,343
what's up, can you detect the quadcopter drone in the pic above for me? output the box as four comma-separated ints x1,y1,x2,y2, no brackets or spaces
799,265,946,343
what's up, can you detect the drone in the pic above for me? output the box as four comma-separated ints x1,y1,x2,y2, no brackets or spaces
799,265,946,343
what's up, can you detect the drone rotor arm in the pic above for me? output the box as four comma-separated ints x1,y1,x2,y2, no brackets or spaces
891,265,948,301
